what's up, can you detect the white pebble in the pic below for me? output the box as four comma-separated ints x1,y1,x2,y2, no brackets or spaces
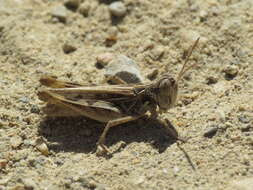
109,2,127,17
105,54,143,84
96,53,114,68
51,5,68,23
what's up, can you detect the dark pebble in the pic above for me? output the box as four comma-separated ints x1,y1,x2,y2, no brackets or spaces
62,43,77,54
206,76,218,85
30,105,40,114
203,126,218,138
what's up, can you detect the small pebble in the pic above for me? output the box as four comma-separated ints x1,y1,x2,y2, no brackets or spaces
95,183,106,190
238,105,246,111
105,54,143,84
150,46,165,60
19,96,30,104
10,136,22,148
223,65,239,78
203,126,218,138
173,166,180,174
231,135,241,142
76,176,89,186
0,177,10,185
64,0,80,10
225,122,233,128
51,5,68,23
241,155,250,166
22,178,37,190
238,115,251,124
179,29,208,51
206,76,218,85
199,10,208,21
107,26,118,37
0,25,4,32
35,138,49,156
240,124,252,132
246,137,253,145
30,104,40,114
180,29,201,47
23,139,33,146
217,109,226,122
96,53,114,68
62,43,77,54
78,2,90,17
0,159,7,169
105,27,118,47
146,68,159,80
105,36,117,47
109,2,127,17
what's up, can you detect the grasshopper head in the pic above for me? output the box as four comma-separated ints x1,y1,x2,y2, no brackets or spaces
153,38,200,112
154,74,178,112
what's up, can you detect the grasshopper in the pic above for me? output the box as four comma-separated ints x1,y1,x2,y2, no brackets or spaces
37,38,199,153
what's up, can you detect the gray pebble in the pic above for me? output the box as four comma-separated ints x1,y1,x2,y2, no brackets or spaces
238,115,251,124
77,176,89,184
109,2,127,17
62,43,77,54
203,126,218,138
19,96,30,104
105,54,143,84
51,5,68,23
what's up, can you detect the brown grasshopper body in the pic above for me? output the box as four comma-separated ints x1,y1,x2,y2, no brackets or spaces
38,38,199,153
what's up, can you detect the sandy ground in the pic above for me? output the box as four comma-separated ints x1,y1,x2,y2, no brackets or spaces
0,0,253,189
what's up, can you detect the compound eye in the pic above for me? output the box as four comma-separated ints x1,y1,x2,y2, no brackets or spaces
157,79,171,107
170,78,176,85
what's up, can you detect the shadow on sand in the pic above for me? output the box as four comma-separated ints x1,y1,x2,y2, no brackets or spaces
38,117,179,155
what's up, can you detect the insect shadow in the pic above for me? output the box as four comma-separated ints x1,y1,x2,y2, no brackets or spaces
38,117,178,154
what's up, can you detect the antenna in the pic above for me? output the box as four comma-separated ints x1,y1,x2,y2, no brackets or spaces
177,37,200,82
